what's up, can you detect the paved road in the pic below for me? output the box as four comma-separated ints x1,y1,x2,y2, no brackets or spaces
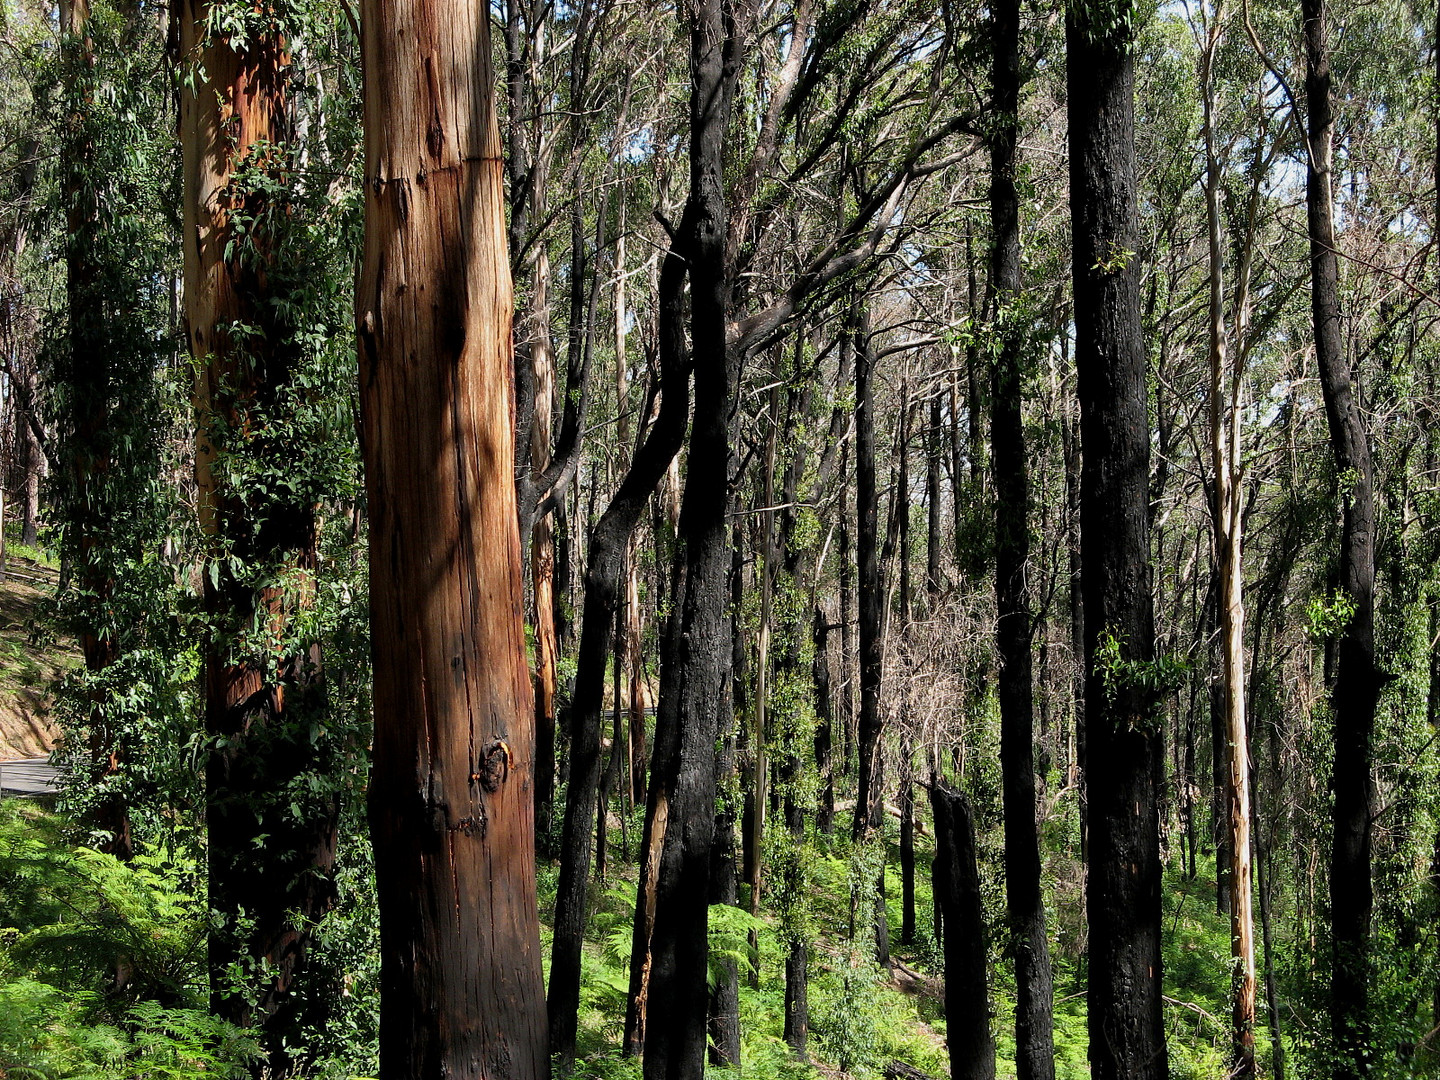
0,757,58,798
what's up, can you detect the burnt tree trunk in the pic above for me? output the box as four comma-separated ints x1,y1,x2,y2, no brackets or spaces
852,304,889,966
356,3,548,1075
853,307,884,844
1211,671,1231,915
931,783,997,1080
637,0,739,1068
1066,3,1168,1078
549,241,692,1070
1303,1,1380,1072
899,736,916,947
927,393,944,600
988,0,1055,1074
708,534,746,1069
814,606,837,833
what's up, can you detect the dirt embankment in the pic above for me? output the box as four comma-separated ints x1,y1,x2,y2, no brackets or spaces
0,558,70,759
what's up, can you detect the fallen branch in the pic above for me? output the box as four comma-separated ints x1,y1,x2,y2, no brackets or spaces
884,1061,940,1080
1163,994,1224,1029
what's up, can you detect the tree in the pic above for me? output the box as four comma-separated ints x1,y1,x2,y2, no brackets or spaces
1066,1,1168,1076
630,0,739,1071
178,4,342,1060
851,301,891,966
931,782,997,1080
988,0,1056,1074
549,192,691,1077
1302,0,1381,1072
1197,2,1255,1070
356,2,548,1075
57,0,128,861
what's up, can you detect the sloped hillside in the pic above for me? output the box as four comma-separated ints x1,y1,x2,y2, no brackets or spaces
0,553,69,759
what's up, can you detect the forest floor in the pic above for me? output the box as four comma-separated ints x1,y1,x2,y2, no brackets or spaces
0,544,67,759
534,797,1255,1080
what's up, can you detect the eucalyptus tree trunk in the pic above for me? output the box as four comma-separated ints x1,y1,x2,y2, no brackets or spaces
636,0,738,1068
616,232,650,810
552,216,691,1076
931,783,997,1080
898,730,916,947
528,161,559,849
839,437,855,778
356,3,548,1075
1200,7,1256,1071
853,308,884,847
18,389,39,548
852,304,889,966
1303,2,1380,1073
895,388,915,952
927,393,944,600
708,534,746,1070
749,391,777,964
180,4,340,1061
59,0,130,862
813,604,838,832
988,0,1056,1074
1066,2,1168,1077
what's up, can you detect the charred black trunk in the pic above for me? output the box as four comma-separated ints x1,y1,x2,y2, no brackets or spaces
638,1,739,1073
899,741,916,947
1303,1,1380,1072
814,608,837,833
931,783,997,1080
989,0,1055,1073
708,540,744,1069
1211,675,1232,916
546,223,693,1071
853,308,884,845
1066,4,1167,1077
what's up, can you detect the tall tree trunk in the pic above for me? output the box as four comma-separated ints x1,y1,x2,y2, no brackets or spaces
1201,9,1256,1069
814,607,836,832
853,307,884,844
505,0,536,543
1066,3,1168,1077
616,238,651,811
774,373,816,1051
896,388,916,952
1211,669,1232,915
899,733,916,947
531,282,559,854
852,304,888,965
19,390,39,548
356,3,548,1075
551,258,691,1071
1061,377,1086,862
783,745,809,1058
749,394,777,967
1303,1,1380,1072
528,195,559,855
60,0,130,863
989,1,1055,1074
927,393,944,601
595,587,627,883
708,535,746,1069
839,439,855,780
637,0,738,1069
180,5,339,1062
931,783,997,1080
1256,778,1286,1080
